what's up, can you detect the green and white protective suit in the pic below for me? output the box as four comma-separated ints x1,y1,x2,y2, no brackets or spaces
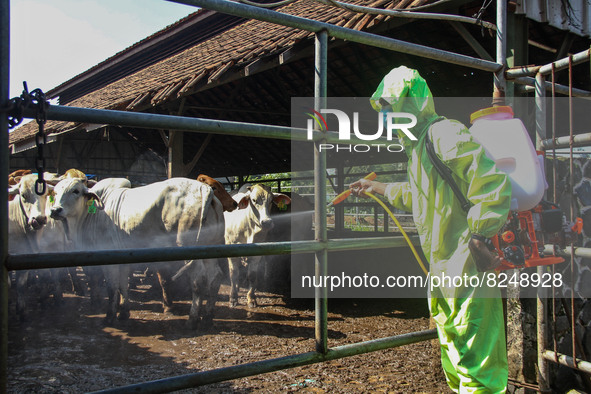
371,66,512,393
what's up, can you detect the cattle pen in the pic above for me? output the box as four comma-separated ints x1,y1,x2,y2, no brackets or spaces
2,0,591,392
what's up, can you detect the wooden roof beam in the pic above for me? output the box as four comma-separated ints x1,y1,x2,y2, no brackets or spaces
126,91,153,111
448,21,494,62
178,71,208,96
184,133,213,176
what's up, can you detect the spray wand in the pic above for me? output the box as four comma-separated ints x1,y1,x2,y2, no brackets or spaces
327,172,377,208
329,173,428,276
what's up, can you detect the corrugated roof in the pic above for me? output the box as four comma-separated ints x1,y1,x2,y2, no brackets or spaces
9,0,435,146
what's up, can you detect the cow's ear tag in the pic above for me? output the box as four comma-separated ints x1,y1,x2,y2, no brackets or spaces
48,194,55,205
87,199,97,214
277,200,288,211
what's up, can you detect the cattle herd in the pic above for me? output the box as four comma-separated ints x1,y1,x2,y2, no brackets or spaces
7,169,303,331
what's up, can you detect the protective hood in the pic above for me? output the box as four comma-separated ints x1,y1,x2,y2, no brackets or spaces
370,66,439,153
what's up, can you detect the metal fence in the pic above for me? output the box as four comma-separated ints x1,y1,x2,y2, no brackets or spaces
1,0,591,392
533,57,591,392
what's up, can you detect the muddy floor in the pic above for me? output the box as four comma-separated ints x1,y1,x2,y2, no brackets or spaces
7,270,450,393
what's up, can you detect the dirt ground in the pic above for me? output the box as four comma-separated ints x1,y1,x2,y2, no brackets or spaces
7,270,450,393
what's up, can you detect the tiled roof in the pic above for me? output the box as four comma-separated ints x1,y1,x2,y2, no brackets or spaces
9,0,433,145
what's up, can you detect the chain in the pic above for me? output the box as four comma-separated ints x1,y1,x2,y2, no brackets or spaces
2,83,49,194
31,85,48,195
5,82,49,195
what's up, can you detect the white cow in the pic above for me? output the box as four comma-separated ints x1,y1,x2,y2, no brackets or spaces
156,175,237,314
49,177,225,329
224,184,291,308
8,173,67,318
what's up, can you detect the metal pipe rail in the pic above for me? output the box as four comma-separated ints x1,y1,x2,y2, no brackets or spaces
20,104,396,146
506,49,591,79
314,0,497,29
543,350,591,374
22,104,301,140
92,328,438,394
514,76,591,97
494,0,506,101
0,0,8,390
534,71,550,391
544,244,591,259
166,0,502,73
540,132,591,150
314,30,329,354
6,236,421,271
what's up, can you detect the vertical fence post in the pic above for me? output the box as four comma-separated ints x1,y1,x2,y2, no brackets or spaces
493,0,506,104
0,0,9,390
535,72,550,392
314,29,328,354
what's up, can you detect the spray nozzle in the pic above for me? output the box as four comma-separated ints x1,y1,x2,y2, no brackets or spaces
327,172,377,207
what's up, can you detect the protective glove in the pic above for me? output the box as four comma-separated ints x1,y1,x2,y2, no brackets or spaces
468,235,502,272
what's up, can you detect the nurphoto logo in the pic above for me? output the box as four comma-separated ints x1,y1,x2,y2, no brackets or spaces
305,108,418,153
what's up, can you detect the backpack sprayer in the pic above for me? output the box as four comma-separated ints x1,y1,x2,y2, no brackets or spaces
466,106,580,271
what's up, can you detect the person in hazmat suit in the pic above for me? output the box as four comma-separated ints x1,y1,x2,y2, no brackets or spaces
350,66,511,393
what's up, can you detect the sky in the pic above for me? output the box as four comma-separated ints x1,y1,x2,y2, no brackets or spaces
9,0,197,99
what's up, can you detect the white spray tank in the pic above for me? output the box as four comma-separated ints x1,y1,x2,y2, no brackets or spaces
469,106,547,211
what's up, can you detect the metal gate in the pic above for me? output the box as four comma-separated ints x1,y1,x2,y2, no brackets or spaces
1,0,591,392
510,57,591,391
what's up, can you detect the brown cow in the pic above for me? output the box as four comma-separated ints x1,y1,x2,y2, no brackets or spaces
197,174,237,212
8,169,33,202
9,169,32,186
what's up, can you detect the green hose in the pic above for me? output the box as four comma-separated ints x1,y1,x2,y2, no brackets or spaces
363,191,429,276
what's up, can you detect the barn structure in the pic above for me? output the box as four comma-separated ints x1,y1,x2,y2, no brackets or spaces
3,0,591,392
8,0,591,183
